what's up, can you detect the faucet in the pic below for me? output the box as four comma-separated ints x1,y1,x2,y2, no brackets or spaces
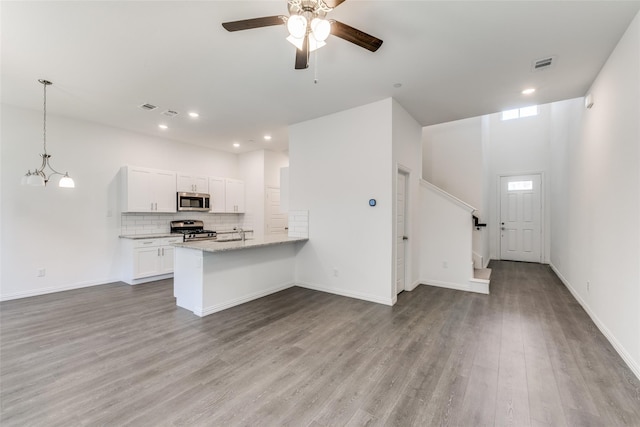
236,227,245,242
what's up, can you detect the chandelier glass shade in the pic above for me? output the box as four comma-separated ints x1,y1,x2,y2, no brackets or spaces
285,11,331,52
22,79,75,188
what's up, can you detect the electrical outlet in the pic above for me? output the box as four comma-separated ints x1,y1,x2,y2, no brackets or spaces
333,268,339,277
443,261,448,269
587,281,590,292
37,268,46,277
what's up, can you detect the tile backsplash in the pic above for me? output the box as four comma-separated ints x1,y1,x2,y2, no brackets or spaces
288,210,309,238
121,212,250,235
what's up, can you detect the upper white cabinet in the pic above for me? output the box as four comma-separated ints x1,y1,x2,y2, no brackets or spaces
208,177,244,213
177,173,208,194
208,176,226,213
121,166,177,213
225,178,245,213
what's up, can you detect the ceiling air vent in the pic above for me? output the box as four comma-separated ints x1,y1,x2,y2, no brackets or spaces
139,103,158,111
532,56,556,72
162,110,179,117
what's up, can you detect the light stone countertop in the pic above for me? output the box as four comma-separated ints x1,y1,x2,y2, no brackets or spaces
172,235,308,253
119,233,182,239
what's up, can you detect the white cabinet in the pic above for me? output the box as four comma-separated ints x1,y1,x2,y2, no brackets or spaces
225,178,245,213
208,176,226,213
121,166,177,213
208,177,244,213
177,173,208,194
121,236,182,284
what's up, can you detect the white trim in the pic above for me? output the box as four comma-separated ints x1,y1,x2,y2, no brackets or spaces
405,279,421,292
420,180,476,213
420,279,489,295
0,277,119,301
295,281,394,306
550,263,640,381
496,172,545,263
395,164,412,297
194,281,295,317
126,273,173,285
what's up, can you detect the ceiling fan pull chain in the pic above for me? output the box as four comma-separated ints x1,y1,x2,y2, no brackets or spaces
314,48,319,84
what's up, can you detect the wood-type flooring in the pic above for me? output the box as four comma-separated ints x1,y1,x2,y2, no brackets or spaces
1,261,639,426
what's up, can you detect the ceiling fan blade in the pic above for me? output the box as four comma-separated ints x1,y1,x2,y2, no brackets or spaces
330,20,383,52
323,0,347,8
294,35,310,70
222,16,286,32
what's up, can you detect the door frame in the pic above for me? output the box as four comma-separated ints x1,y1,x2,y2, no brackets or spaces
394,164,412,300
496,171,545,262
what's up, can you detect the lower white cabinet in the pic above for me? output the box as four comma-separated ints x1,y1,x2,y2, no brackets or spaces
121,236,182,285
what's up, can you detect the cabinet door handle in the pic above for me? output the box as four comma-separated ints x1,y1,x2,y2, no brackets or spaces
162,248,165,256
154,202,158,211
157,248,161,256
151,202,154,210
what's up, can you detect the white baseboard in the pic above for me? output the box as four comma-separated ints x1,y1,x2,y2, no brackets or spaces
405,280,421,292
295,281,394,306
195,282,295,317
420,278,489,295
0,277,119,301
550,263,640,382
124,273,173,286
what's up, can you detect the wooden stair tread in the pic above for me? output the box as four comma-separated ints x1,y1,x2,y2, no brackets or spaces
473,267,492,281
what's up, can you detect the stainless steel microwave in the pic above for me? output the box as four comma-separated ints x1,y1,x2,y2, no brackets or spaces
177,192,210,212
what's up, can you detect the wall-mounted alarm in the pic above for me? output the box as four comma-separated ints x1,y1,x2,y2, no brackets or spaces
369,199,377,207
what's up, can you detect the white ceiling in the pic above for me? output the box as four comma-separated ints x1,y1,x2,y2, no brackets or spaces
2,1,639,154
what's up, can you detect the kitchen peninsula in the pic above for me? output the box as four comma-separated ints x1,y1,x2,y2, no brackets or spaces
173,235,308,317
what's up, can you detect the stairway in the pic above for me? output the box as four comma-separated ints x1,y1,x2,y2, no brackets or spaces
469,267,491,294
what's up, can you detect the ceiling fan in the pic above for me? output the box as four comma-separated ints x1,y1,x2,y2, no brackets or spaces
222,0,383,70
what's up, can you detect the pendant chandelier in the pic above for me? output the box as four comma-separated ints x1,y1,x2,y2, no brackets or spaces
22,79,75,188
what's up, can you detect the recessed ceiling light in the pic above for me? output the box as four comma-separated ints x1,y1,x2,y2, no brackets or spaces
522,88,536,95
188,112,199,118
233,143,240,148
264,135,272,141
158,124,168,130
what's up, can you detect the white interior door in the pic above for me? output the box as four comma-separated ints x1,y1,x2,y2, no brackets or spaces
266,187,288,235
500,174,542,262
396,171,408,294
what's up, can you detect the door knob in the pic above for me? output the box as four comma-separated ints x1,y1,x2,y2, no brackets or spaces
501,227,505,230
402,236,408,240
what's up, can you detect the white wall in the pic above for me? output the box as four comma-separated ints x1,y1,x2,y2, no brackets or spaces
424,104,554,265
1,104,239,299
550,11,640,378
289,98,396,305
239,150,265,236
419,181,475,291
238,149,289,237
422,116,488,267
264,150,289,188
423,117,484,209
392,100,423,292
487,104,552,262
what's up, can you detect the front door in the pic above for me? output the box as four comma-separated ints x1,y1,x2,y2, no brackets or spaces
500,174,542,262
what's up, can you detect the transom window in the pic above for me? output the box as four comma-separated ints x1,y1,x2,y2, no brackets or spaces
502,105,538,121
508,180,533,191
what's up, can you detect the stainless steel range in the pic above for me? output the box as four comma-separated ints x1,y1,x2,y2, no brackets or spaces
170,220,217,242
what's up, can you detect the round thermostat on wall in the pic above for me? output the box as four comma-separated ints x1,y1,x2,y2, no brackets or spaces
369,199,376,207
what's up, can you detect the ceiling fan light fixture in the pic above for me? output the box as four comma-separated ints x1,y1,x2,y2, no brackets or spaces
286,14,307,39
286,35,325,52
311,18,330,41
